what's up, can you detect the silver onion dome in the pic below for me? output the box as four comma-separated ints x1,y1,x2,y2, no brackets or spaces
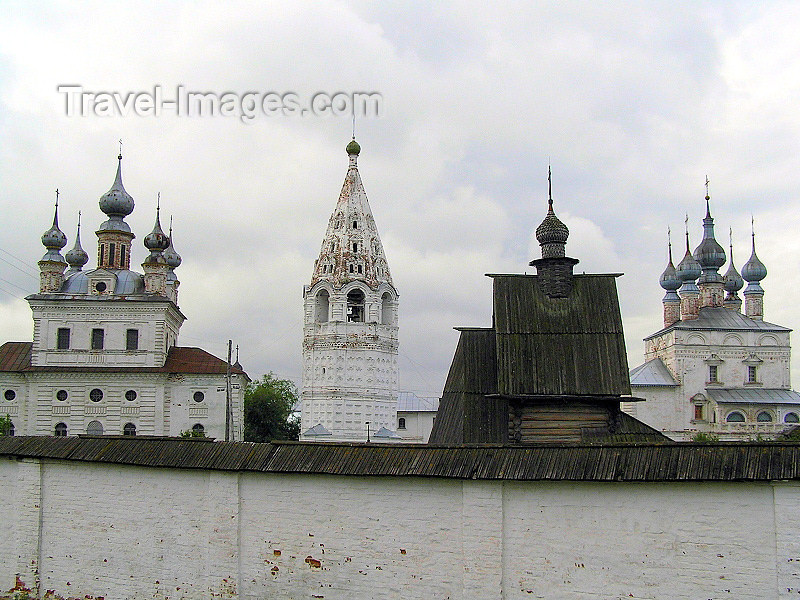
41,195,67,262
723,242,744,293
536,168,569,259
693,198,726,284
163,229,182,269
742,232,767,283
65,213,89,271
98,154,134,225
144,204,170,254
676,232,701,283
660,250,681,292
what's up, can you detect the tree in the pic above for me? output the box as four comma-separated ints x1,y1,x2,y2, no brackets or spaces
0,414,12,436
244,373,300,442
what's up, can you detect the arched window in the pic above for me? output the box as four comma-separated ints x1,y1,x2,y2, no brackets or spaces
54,422,68,436
347,289,365,322
123,422,136,436
726,411,745,423
757,411,773,422
398,417,406,430
315,290,330,322
381,293,393,325
192,423,205,436
86,420,103,435
784,412,799,423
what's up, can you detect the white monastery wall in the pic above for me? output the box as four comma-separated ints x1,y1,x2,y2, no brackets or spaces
3,457,800,599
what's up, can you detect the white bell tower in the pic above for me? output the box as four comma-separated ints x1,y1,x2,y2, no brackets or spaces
301,139,399,441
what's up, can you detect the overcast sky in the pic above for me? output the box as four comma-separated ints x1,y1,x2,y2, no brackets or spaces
1,1,800,397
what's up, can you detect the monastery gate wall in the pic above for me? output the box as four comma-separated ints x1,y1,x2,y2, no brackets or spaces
2,455,800,599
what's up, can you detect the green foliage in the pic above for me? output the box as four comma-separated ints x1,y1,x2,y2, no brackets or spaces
179,428,206,438
244,372,300,442
782,427,800,441
691,432,720,443
0,414,12,436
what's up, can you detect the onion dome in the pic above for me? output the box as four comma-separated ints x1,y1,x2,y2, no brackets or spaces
659,234,681,292
676,230,701,283
143,202,169,257
535,167,569,258
742,229,767,283
346,138,361,156
98,154,134,232
723,237,744,293
65,211,89,271
693,196,726,282
41,192,67,262
163,221,182,269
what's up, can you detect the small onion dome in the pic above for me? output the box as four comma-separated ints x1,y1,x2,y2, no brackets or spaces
65,216,89,270
144,207,169,253
536,201,569,247
163,232,181,269
99,154,134,218
164,224,183,269
41,204,67,252
742,236,767,283
723,249,744,293
346,138,361,156
676,243,701,282
660,260,680,291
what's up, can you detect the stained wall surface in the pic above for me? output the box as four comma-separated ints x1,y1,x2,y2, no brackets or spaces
2,457,799,599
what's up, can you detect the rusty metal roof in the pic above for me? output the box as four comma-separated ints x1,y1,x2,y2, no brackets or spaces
3,436,800,482
0,342,246,377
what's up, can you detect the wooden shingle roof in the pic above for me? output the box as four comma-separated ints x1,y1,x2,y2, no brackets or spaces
3,436,800,482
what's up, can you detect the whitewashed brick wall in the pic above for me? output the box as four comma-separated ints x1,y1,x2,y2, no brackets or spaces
2,457,800,599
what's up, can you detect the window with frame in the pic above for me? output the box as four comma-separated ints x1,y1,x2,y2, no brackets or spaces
398,417,406,430
125,390,137,401
4,389,15,401
726,411,745,423
89,388,103,402
694,405,704,421
708,365,718,383
785,412,799,423
123,422,136,436
57,328,71,350
192,423,205,436
54,422,68,436
193,391,205,403
56,389,68,401
126,329,139,350
757,411,773,422
86,420,103,435
747,365,758,383
347,289,365,322
91,328,104,350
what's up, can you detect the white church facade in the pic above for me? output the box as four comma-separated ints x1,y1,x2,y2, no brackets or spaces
624,193,800,440
0,153,247,439
300,139,400,442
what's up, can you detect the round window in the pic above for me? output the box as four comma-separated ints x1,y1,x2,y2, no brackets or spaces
193,391,205,403
125,390,137,402
89,388,103,402
95,281,107,292
56,390,68,401
4,389,15,401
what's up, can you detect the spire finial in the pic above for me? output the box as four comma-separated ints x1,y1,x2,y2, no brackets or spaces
235,344,239,363
118,138,123,160
684,213,690,251
157,191,161,212
352,114,356,140
751,215,756,250
55,188,59,208
547,164,552,209
668,226,673,262
169,214,173,236
77,210,81,230
704,175,711,217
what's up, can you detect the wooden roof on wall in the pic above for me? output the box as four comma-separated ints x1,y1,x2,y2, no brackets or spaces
3,436,800,482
